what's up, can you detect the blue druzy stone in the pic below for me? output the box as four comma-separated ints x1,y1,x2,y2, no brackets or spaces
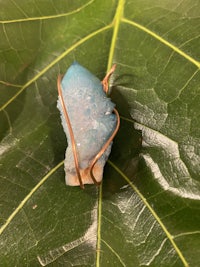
57,62,117,185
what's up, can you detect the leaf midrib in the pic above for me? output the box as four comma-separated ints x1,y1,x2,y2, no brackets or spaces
96,0,125,266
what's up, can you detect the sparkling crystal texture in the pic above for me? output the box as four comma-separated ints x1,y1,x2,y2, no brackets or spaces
57,62,117,185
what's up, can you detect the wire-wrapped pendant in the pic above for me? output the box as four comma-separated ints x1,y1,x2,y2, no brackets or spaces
57,62,120,188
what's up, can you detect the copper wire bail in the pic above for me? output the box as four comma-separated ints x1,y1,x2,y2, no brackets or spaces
57,65,120,188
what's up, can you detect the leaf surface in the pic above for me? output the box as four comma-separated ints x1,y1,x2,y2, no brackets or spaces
0,0,200,266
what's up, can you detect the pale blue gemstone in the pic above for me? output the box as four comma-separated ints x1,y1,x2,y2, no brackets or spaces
57,62,117,185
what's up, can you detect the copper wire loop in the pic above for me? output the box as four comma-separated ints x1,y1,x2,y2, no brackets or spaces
57,65,120,188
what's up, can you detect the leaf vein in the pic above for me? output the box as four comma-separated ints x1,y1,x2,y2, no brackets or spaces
0,161,64,235
101,239,126,267
146,237,167,265
108,160,189,267
0,80,22,88
0,0,94,24
0,24,112,111
174,231,200,238
175,69,199,100
122,18,200,68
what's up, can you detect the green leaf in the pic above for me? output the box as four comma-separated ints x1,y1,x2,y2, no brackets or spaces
0,0,200,266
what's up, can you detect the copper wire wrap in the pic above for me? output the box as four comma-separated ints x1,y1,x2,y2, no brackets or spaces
57,75,84,188
57,65,120,188
89,108,120,184
89,64,120,184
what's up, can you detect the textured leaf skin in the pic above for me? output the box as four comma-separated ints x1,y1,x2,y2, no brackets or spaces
0,0,200,267
57,62,116,185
